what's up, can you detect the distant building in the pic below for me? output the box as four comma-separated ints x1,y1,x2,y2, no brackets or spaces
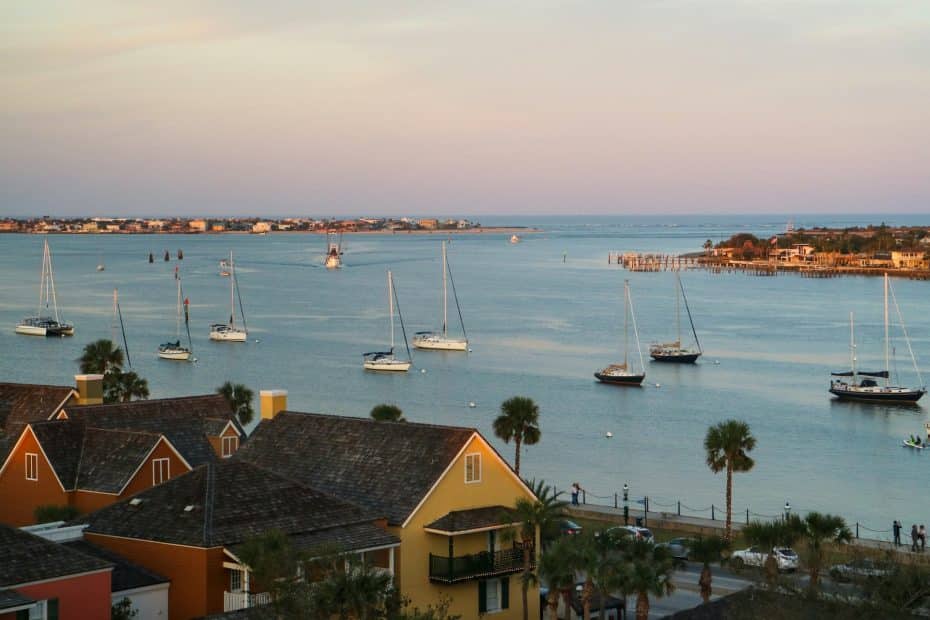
211,223,225,232
418,218,439,230
891,250,927,269
189,220,208,232
251,222,272,233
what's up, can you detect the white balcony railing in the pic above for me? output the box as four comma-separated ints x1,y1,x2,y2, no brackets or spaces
224,591,272,612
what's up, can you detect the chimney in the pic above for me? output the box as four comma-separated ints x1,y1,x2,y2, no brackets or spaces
75,374,104,405
259,390,287,421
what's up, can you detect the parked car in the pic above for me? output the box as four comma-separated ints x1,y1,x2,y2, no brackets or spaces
829,558,891,583
730,546,799,572
657,537,694,560
560,519,583,536
604,525,655,544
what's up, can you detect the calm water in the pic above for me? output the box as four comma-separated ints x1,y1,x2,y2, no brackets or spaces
1,214,928,533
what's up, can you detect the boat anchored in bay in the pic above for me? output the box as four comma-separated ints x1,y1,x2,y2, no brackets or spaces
414,241,468,351
650,272,701,363
159,267,194,361
210,251,248,342
16,239,74,337
364,270,412,372
596,279,645,386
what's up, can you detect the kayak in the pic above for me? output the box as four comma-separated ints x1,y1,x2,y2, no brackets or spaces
903,440,925,450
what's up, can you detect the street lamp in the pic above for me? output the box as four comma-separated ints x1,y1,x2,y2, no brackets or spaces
623,483,629,525
784,501,791,521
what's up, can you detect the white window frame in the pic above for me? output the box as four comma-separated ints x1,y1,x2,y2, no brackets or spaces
485,578,502,612
222,435,239,458
152,458,170,485
25,452,38,481
230,569,242,592
464,453,481,484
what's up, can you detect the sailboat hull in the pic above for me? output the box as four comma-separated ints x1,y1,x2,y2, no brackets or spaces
209,324,247,342
650,350,701,364
829,384,925,403
413,333,468,351
363,358,411,372
594,371,645,386
158,347,192,361
16,318,72,337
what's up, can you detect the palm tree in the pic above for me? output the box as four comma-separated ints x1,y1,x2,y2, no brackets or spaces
797,512,852,588
688,535,729,603
217,382,255,426
538,537,577,620
106,371,149,403
510,480,566,620
626,541,676,620
741,519,800,587
79,339,124,374
704,419,756,541
587,531,631,620
370,404,405,422
493,396,541,475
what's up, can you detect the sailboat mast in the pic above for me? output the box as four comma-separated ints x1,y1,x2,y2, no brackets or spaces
229,251,236,328
442,241,448,337
849,311,857,379
47,241,60,323
388,270,395,350
675,273,681,346
623,280,629,367
176,275,182,339
884,274,890,386
38,241,47,316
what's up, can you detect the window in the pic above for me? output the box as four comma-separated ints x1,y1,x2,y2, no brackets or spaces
222,435,239,458
152,458,170,485
230,569,242,592
25,453,38,481
464,453,481,484
478,577,509,613
21,599,57,620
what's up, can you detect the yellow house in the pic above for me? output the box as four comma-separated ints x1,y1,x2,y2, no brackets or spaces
239,392,540,619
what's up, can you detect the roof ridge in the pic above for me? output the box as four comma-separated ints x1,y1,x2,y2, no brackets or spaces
203,462,215,547
71,393,225,410
277,410,478,433
84,426,163,438
72,424,89,491
0,382,75,390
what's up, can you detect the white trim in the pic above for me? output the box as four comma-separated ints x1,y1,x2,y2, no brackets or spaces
116,436,190,496
0,603,35,614
6,567,112,589
152,458,170,485
50,389,79,420
221,435,239,458
87,531,224,551
25,452,39,481
259,389,288,397
111,581,169,598
0,426,68,493
218,419,243,438
464,452,482,484
424,522,517,537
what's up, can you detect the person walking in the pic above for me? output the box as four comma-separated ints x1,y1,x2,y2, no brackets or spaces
920,525,926,552
570,482,581,506
893,520,902,546
911,524,919,552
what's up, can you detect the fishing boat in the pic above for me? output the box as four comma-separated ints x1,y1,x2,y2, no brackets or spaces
364,270,412,372
324,231,343,269
414,241,468,351
829,274,925,403
650,273,701,363
16,239,74,337
158,268,193,361
210,251,248,342
596,280,645,386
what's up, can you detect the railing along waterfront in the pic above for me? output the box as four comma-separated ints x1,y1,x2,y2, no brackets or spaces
429,545,531,584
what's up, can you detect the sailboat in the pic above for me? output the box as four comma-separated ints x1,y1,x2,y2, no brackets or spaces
650,273,701,363
324,231,343,269
158,268,193,361
596,280,645,386
829,274,925,403
209,251,248,342
16,239,74,337
111,289,133,368
364,270,412,372
413,241,468,351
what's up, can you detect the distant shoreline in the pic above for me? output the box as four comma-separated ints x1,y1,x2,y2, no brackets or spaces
1,226,541,236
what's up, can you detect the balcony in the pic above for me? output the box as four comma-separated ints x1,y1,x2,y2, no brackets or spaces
429,544,533,584
223,591,271,612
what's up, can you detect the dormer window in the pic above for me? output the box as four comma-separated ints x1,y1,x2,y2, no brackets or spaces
153,458,170,485
464,453,481,484
222,436,239,458
25,453,38,481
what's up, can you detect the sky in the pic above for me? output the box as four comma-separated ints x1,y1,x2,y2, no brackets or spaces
2,1,929,217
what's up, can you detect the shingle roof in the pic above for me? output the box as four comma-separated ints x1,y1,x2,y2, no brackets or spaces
0,383,75,435
0,589,35,612
63,540,168,593
424,506,518,534
236,411,476,525
80,460,398,554
0,524,111,588
29,421,84,489
65,395,241,467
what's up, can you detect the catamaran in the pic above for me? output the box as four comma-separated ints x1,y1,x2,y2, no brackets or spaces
16,239,74,337
364,270,412,372
324,231,343,269
159,268,193,361
650,273,702,363
829,274,925,403
596,280,646,386
414,241,468,351
210,251,248,342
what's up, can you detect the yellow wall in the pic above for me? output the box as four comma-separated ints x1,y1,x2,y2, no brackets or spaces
396,434,539,620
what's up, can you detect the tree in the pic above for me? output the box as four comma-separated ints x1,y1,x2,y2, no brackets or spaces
217,382,255,426
510,480,566,620
107,371,149,403
493,396,541,475
80,339,124,374
370,404,405,422
796,512,852,589
111,598,138,620
688,535,729,603
626,540,676,620
34,504,80,524
704,419,756,541
742,519,800,587
538,537,577,620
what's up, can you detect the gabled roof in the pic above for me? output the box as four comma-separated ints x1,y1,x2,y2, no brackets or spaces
63,540,168,593
236,411,477,526
0,523,111,588
0,382,76,435
80,460,398,554
65,395,242,467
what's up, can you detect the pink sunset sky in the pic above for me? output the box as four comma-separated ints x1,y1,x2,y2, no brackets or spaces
2,1,929,216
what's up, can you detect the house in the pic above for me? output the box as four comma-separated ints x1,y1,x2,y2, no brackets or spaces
250,222,271,234
0,380,82,440
236,391,540,619
0,523,112,620
78,459,399,619
891,250,927,269
189,220,208,232
418,218,439,230
0,385,244,526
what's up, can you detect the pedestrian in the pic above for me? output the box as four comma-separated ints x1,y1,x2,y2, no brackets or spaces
912,524,919,552
920,525,926,552
893,520,902,546
570,482,581,506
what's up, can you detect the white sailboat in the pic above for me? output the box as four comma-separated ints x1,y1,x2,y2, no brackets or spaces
413,241,468,351
159,268,193,361
16,239,74,337
829,274,925,403
364,270,412,372
324,231,343,269
595,280,646,385
210,251,248,342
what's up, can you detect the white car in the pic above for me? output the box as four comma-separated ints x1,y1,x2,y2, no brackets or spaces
730,546,799,572
605,525,655,544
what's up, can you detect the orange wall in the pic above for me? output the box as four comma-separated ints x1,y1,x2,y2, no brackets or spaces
72,490,118,515
120,439,190,497
86,533,226,620
208,426,240,459
0,429,68,526
11,569,111,620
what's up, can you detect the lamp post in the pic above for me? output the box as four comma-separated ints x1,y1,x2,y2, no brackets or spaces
623,483,629,526
784,501,791,521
